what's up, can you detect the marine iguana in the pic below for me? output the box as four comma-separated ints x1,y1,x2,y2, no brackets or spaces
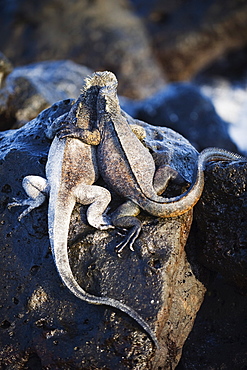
8,80,159,348
93,71,245,252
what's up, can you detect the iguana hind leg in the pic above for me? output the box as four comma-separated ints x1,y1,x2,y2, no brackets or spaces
74,183,113,230
8,175,48,220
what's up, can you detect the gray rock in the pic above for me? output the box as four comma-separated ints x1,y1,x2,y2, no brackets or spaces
0,99,206,369
0,60,92,129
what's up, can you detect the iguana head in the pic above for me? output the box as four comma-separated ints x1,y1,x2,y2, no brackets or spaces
83,71,118,92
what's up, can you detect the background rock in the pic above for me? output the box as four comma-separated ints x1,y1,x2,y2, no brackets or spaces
1,0,247,95
194,76,247,154
122,83,238,152
0,60,92,130
0,0,165,99
130,0,247,81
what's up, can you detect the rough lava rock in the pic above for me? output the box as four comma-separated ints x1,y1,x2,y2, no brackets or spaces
176,159,247,369
194,160,247,291
0,99,207,369
176,274,247,370
0,59,92,130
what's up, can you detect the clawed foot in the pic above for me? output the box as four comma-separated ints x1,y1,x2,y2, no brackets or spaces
8,198,28,221
8,198,23,208
57,124,75,140
112,215,142,255
8,191,46,221
57,124,100,145
115,224,141,255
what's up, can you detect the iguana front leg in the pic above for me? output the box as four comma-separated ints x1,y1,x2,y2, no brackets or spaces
58,121,146,145
45,110,101,145
8,174,113,230
57,124,101,145
8,175,49,220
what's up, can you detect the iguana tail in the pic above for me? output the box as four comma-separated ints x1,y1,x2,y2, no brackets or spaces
48,197,159,348
140,148,245,218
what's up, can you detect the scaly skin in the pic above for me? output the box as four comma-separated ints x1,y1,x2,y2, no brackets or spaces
8,83,159,348
95,71,244,217
46,135,159,348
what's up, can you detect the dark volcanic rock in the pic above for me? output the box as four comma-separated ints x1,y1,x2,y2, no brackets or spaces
176,156,247,369
194,159,247,291
124,83,238,152
177,274,247,370
0,100,206,369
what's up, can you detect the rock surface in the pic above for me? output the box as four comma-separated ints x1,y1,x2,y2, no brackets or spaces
194,160,247,291
0,99,207,369
177,275,247,370
0,59,92,130
176,157,247,369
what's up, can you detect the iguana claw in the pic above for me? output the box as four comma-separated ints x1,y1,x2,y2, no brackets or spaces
115,224,141,254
